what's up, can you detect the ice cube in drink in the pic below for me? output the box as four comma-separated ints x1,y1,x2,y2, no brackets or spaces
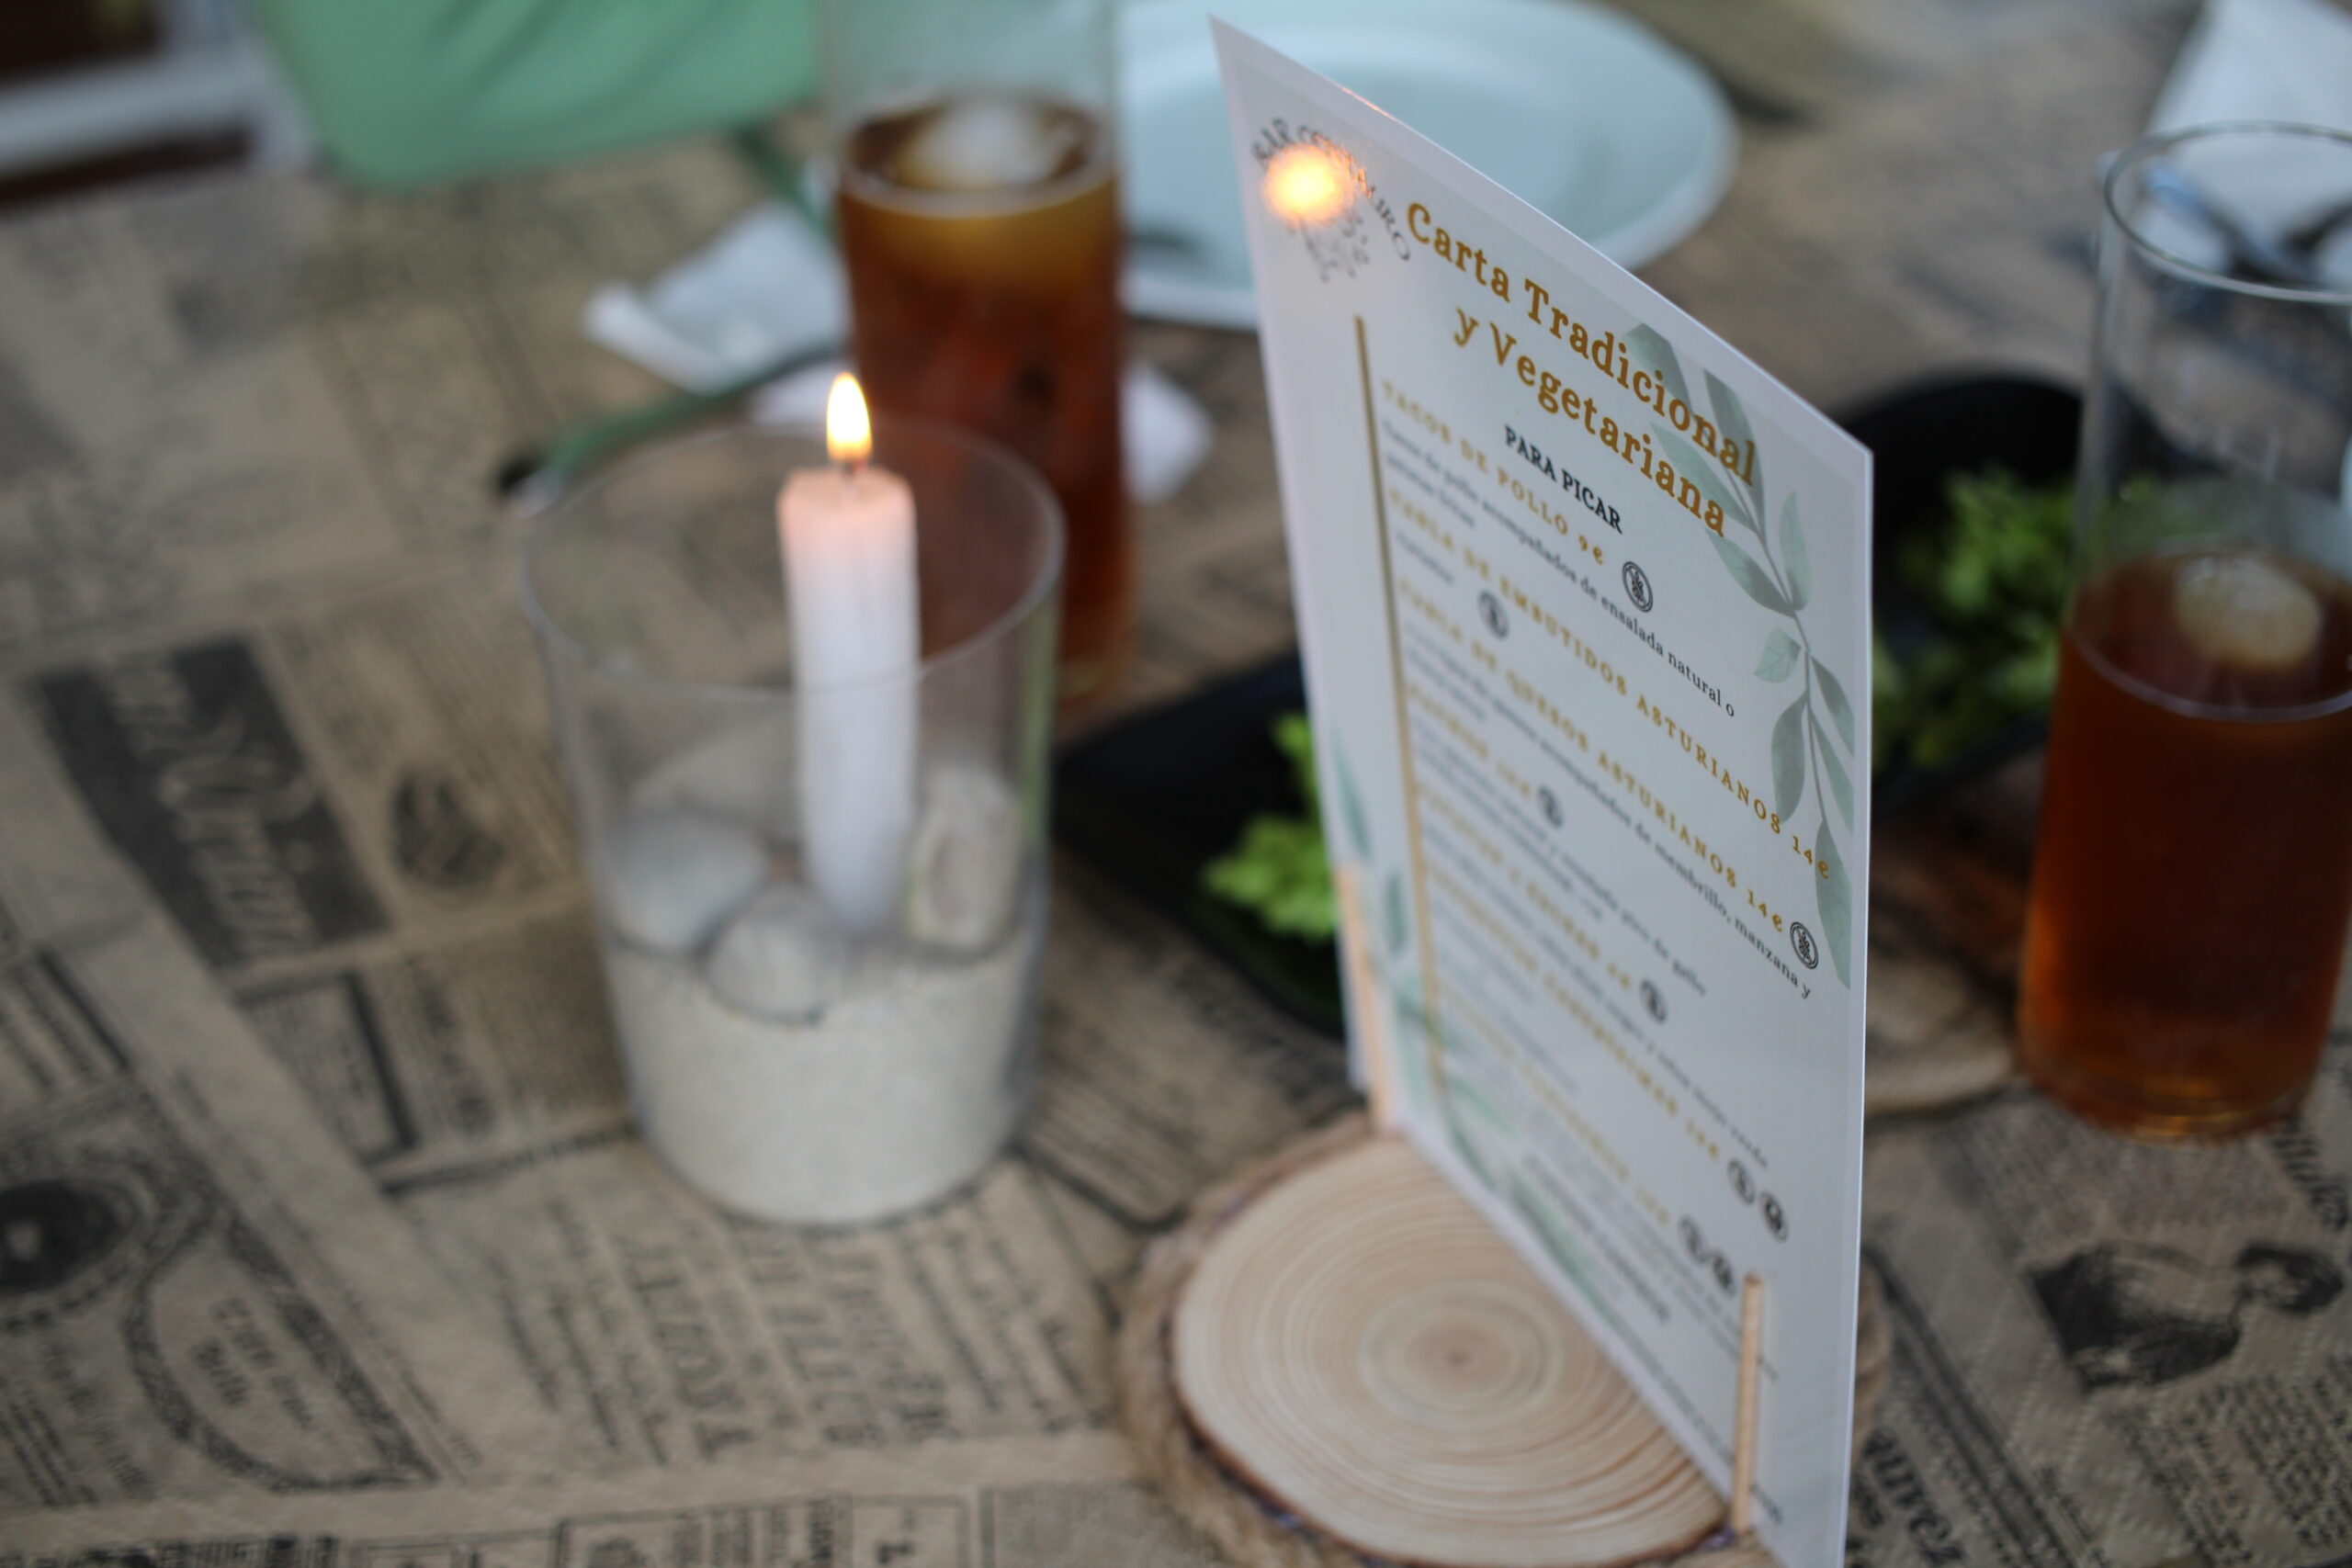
893,96,1087,193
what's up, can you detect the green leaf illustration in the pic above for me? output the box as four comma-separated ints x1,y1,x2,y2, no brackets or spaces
1447,1111,1496,1183
1812,656,1857,752
1815,714,1854,829
1337,744,1373,858
1703,369,1764,505
1395,975,1430,1035
1770,696,1808,820
1627,324,1691,408
1815,820,1852,987
1655,425,1756,534
1390,975,1435,1109
1710,532,1792,615
1779,494,1812,613
1509,1176,1625,1336
1453,1072,1510,1133
1447,1071,1513,1180
1757,628,1802,682
1384,871,1408,956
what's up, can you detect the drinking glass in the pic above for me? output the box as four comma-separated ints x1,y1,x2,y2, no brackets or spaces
523,421,1062,1223
2018,123,2352,1140
822,0,1130,709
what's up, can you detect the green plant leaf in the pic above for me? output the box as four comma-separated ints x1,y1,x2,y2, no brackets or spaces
1703,369,1764,505
1813,656,1857,752
1770,696,1807,821
1710,532,1791,615
1272,712,1319,810
1384,872,1408,956
1655,425,1756,534
1815,714,1854,829
1757,628,1802,682
1778,494,1811,613
1627,325,1690,408
1201,816,1335,940
1815,821,1852,987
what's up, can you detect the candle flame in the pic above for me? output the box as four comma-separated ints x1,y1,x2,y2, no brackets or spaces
826,373,873,466
1264,144,1352,226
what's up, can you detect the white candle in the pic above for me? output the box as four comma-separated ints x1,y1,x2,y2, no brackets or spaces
778,374,919,931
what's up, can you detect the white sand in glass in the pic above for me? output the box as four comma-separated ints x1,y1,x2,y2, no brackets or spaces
597,730,1037,1225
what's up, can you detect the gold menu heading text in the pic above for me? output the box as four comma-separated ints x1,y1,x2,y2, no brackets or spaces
1407,201,1754,536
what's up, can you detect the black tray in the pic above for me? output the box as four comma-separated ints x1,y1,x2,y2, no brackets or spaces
1056,373,2082,1033
1850,373,2080,812
1055,657,1341,1031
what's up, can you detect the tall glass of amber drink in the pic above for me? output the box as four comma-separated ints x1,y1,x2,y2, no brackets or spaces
823,0,1129,709
2019,124,2352,1139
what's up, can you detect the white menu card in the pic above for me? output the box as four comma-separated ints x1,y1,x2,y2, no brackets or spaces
1216,25,1871,1567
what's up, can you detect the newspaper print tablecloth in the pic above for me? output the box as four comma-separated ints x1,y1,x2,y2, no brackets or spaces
2,2,2348,1562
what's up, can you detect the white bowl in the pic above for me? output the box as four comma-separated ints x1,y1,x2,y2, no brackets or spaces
1121,0,1737,327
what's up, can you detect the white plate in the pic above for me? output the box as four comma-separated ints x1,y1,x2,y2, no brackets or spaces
1121,0,1736,327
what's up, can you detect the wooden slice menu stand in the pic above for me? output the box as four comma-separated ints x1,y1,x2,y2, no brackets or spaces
1117,873,1888,1568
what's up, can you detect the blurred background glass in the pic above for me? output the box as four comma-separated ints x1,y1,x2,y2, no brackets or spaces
824,0,1132,709
2018,122,2352,1141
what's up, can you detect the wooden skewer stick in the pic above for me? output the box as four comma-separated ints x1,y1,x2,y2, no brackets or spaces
1729,1273,1765,1537
1332,865,1399,1132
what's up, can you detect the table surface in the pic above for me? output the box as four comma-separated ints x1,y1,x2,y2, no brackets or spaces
1,1,2349,1564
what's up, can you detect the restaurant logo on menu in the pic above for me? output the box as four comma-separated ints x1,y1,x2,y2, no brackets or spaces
1251,118,1410,282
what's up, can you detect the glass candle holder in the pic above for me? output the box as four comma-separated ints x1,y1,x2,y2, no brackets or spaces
2018,123,2352,1140
821,0,1130,709
523,421,1062,1223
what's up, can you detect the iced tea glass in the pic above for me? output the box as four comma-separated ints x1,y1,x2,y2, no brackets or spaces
823,0,1130,709
2019,124,2352,1140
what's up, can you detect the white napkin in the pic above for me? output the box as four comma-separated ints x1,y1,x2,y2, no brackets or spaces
584,202,1216,505
584,205,845,391
2144,0,2352,284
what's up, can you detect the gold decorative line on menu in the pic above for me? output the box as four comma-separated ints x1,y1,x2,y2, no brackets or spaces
1356,315,1447,1102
